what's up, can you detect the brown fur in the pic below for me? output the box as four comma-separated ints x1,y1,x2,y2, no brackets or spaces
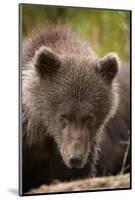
21,25,130,193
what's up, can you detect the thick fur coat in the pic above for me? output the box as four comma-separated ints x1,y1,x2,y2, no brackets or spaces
21,25,130,193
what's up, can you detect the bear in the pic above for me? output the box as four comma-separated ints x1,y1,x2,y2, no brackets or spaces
21,24,130,194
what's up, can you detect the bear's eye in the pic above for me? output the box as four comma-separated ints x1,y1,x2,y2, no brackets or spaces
83,115,94,129
59,114,68,128
60,114,68,120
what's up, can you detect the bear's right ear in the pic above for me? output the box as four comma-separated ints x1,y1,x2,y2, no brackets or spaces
96,53,119,84
33,46,61,76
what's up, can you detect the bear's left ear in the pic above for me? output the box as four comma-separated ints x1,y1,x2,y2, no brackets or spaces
33,46,61,76
96,53,119,84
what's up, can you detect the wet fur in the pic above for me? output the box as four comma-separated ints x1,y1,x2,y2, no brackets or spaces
22,25,130,193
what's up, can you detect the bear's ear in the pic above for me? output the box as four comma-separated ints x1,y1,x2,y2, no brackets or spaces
33,46,61,76
96,53,119,84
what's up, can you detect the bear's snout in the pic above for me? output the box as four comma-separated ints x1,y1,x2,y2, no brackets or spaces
69,153,82,168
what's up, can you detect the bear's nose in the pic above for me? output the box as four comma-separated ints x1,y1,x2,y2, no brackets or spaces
69,153,82,168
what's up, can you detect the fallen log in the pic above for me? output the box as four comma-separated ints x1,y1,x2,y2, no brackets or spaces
26,173,130,194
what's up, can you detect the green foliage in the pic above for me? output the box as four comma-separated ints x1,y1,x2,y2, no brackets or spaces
21,4,130,62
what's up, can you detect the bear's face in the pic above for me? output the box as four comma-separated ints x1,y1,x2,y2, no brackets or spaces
25,47,119,169
48,69,112,169
56,104,104,169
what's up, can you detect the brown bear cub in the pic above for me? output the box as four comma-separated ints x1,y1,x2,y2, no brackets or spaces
21,25,130,193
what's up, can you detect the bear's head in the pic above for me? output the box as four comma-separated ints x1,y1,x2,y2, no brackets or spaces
23,46,119,169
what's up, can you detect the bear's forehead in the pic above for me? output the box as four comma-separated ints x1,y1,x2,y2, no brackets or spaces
56,71,103,97
48,68,109,103
57,67,97,87
52,79,109,109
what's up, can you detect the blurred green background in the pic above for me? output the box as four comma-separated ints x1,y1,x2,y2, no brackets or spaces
21,4,130,62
